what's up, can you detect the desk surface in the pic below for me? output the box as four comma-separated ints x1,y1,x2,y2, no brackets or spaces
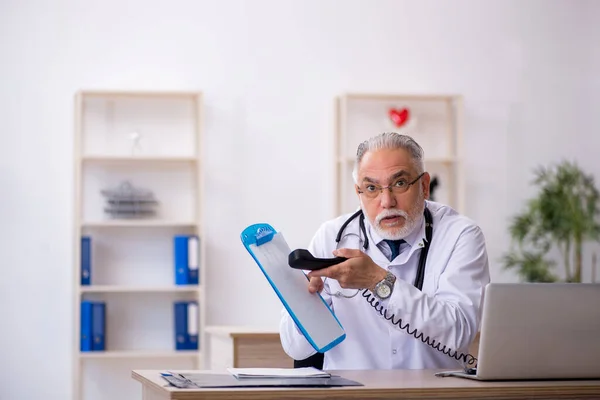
132,369,600,400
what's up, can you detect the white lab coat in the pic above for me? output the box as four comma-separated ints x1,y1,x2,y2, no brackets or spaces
279,200,490,370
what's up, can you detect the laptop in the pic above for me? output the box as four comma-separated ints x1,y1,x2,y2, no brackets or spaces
438,282,600,381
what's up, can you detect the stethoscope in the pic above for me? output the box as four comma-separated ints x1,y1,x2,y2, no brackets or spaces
326,207,433,297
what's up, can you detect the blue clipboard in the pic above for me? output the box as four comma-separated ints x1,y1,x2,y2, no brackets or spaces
241,223,346,353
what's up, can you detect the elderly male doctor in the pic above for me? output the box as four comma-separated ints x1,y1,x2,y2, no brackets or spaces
279,132,490,370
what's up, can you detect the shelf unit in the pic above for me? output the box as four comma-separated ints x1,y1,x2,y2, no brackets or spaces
72,90,204,400
334,93,464,216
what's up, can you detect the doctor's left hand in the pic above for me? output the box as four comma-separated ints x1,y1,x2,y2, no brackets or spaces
307,248,387,291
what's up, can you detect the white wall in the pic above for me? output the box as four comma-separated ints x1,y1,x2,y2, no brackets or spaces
0,1,598,399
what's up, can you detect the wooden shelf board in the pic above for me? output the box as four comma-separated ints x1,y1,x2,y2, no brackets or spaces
81,155,198,163
339,156,456,164
78,90,200,99
342,93,460,102
79,350,200,359
81,220,198,228
80,285,201,293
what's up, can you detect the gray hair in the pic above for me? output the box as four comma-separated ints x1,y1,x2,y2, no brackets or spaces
352,132,424,183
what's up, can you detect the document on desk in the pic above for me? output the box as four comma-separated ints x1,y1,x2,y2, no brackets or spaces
240,223,346,353
177,372,364,388
227,367,331,379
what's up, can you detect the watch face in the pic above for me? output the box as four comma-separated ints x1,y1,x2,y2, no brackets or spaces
377,283,392,299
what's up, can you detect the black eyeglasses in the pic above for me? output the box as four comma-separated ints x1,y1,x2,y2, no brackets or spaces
357,172,425,200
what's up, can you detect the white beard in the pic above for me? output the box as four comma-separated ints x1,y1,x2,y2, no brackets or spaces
362,189,425,240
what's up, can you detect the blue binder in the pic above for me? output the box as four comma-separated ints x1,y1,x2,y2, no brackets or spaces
187,236,199,285
174,301,199,350
174,236,189,285
174,235,199,285
80,300,93,352
81,236,91,285
187,301,199,350
174,301,189,350
91,302,106,351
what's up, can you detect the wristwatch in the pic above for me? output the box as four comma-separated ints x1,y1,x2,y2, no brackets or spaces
374,271,396,300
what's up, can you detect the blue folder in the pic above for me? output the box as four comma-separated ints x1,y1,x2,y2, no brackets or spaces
174,301,189,350
187,236,199,285
174,301,199,350
240,223,345,353
174,236,189,285
187,301,199,350
81,236,91,285
81,300,105,352
174,235,199,285
91,302,106,351
80,300,93,351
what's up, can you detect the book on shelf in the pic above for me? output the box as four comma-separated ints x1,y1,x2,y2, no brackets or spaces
174,301,198,350
174,235,199,285
81,236,91,285
80,300,106,351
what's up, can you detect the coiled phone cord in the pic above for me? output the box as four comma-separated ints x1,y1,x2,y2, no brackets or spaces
361,289,478,367
333,206,478,369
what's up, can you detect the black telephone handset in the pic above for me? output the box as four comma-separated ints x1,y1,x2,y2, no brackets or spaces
288,249,347,270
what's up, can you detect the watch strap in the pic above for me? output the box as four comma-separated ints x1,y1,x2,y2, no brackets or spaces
384,271,396,284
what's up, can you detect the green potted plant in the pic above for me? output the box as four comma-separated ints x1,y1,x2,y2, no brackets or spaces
502,160,600,283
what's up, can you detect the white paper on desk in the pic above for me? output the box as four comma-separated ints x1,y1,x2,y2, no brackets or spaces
248,232,346,352
227,367,331,379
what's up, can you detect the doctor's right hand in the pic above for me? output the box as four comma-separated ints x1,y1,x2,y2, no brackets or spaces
308,277,324,294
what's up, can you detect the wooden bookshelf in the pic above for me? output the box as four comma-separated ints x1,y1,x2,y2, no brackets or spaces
334,93,465,215
72,90,205,400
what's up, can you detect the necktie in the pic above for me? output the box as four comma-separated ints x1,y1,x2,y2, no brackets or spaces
384,239,405,260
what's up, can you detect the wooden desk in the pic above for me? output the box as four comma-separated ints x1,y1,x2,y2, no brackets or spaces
132,369,600,400
205,326,292,370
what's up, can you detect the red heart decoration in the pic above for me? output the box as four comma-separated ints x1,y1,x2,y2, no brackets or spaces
388,108,410,127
